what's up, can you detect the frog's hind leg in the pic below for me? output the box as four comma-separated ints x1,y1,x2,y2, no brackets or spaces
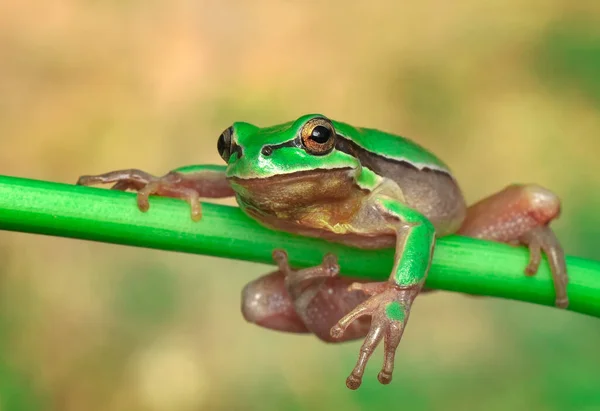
241,250,370,342
458,184,568,308
241,267,310,334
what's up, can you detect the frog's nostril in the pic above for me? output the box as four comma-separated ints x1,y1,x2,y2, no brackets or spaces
261,146,273,156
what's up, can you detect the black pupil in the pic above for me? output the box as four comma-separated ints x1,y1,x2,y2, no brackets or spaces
311,125,331,144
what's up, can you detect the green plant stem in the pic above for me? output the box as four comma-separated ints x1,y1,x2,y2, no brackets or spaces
0,174,598,316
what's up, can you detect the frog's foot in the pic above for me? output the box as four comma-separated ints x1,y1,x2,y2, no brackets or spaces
520,226,568,307
271,249,371,341
272,249,340,292
331,281,420,390
458,184,568,308
77,169,202,221
242,250,371,341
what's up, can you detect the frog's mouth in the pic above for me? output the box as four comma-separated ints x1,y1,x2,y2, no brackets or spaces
228,167,363,212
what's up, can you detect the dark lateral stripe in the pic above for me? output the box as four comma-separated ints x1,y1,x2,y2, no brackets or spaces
258,133,449,176
335,133,450,175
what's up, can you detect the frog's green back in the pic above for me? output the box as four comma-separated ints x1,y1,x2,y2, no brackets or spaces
331,119,451,172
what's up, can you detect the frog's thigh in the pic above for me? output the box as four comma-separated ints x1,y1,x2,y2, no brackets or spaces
242,270,310,334
458,184,560,241
242,270,371,342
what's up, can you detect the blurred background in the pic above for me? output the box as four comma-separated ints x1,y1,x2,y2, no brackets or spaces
1,1,600,410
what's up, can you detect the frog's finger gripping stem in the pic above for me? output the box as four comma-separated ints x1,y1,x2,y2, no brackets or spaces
77,165,233,221
77,169,203,220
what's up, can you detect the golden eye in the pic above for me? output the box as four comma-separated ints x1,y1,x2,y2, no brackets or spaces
300,118,336,155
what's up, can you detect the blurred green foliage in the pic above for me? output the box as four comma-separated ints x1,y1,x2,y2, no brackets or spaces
535,20,600,106
113,263,180,331
0,1,599,410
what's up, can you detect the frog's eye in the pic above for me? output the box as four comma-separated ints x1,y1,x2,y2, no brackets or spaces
300,118,335,155
218,126,233,162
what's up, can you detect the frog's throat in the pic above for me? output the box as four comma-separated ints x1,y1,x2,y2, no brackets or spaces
228,167,369,214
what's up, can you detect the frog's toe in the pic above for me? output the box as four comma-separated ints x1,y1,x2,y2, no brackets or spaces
272,249,292,274
378,370,392,385
280,251,341,293
346,374,362,390
524,241,542,275
77,175,106,186
378,317,403,385
344,321,385,390
555,296,569,309
76,169,154,187
143,176,202,218
520,226,568,308
342,315,401,390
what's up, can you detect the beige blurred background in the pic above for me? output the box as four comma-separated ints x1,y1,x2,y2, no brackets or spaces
1,1,600,410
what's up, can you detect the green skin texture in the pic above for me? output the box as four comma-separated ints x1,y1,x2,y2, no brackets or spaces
385,301,406,322
175,114,444,320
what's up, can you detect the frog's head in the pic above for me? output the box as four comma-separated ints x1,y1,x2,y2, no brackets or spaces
217,114,363,211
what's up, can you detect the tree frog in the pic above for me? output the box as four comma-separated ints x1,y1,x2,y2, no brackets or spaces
77,114,567,389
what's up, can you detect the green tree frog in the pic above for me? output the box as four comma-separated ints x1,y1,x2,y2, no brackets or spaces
77,114,567,390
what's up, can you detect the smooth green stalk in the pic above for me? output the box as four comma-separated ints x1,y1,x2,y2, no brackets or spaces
0,175,598,317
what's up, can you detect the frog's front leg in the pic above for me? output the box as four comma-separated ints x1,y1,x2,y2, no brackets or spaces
331,196,435,390
77,165,234,221
458,184,567,307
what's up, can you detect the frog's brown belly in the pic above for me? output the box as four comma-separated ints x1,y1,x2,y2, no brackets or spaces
230,168,396,249
243,207,396,250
